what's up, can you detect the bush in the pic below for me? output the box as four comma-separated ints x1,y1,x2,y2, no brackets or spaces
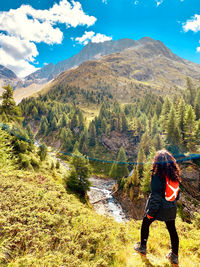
30,157,40,170
193,212,200,229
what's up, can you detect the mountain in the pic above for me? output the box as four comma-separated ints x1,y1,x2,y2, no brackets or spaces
24,39,137,85
38,37,200,103
0,64,18,80
0,65,22,95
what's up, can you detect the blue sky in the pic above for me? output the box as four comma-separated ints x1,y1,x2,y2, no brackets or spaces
0,0,200,77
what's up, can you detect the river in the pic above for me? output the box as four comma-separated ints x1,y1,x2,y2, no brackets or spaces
35,140,127,223
88,177,128,223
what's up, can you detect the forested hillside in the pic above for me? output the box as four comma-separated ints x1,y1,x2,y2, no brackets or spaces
20,77,200,168
0,84,200,266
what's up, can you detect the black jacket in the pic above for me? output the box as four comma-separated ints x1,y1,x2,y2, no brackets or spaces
145,174,179,221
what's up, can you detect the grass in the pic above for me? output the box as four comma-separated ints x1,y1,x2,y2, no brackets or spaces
1,161,200,266
0,128,200,267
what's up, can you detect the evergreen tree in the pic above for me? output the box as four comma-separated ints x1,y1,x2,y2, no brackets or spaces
26,124,34,140
151,113,158,137
0,84,22,123
159,96,171,133
121,111,128,132
60,128,67,141
39,118,48,135
152,133,164,151
137,147,146,178
31,106,38,117
70,113,78,130
194,89,200,120
60,114,68,127
141,147,156,193
73,141,80,152
177,97,186,149
67,150,91,195
109,146,129,178
140,131,151,156
195,120,200,146
38,144,47,161
79,130,88,152
130,166,140,186
51,117,57,131
166,106,182,154
155,99,162,118
184,105,196,151
56,159,60,169
185,77,196,106
88,122,96,147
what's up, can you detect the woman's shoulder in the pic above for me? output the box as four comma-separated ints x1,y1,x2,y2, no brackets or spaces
151,173,165,189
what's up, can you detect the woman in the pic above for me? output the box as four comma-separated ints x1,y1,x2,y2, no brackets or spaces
134,149,181,265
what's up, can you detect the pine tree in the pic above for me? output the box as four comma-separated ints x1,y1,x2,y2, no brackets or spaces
31,106,38,117
194,89,200,120
141,147,156,193
159,96,171,133
155,99,162,118
56,159,60,169
26,124,34,140
88,122,96,147
51,117,57,131
185,77,196,106
60,114,68,127
177,97,186,149
184,105,196,151
121,111,128,132
130,166,140,186
79,130,88,152
73,141,80,152
166,106,182,154
137,147,146,178
38,144,47,161
195,120,200,146
0,84,22,123
152,133,164,151
109,147,129,178
140,131,151,156
151,113,158,137
70,113,78,130
39,118,48,135
67,150,91,195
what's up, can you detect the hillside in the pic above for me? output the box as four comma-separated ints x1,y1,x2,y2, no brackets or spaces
0,126,200,266
35,37,200,103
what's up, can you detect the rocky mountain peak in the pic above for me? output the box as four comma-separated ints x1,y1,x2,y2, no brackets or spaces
0,64,18,80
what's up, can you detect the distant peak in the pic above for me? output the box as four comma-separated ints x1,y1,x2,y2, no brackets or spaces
137,37,156,43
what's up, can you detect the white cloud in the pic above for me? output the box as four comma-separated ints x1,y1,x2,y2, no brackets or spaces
91,33,112,43
75,31,95,45
102,0,108,4
183,14,200,33
134,1,139,5
183,14,200,53
0,0,97,78
75,31,112,45
156,0,163,7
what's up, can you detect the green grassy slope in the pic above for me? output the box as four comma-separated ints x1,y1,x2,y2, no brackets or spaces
0,128,200,267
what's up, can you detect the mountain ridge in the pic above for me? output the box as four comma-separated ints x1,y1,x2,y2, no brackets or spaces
38,37,200,103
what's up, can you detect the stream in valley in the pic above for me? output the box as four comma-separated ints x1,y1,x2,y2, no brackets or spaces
87,177,128,223
35,140,127,222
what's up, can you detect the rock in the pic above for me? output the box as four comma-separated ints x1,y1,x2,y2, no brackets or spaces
101,130,139,157
180,162,200,200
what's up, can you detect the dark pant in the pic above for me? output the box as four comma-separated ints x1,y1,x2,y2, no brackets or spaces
141,216,179,255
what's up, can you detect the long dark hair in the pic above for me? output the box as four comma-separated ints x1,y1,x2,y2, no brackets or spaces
152,149,181,182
